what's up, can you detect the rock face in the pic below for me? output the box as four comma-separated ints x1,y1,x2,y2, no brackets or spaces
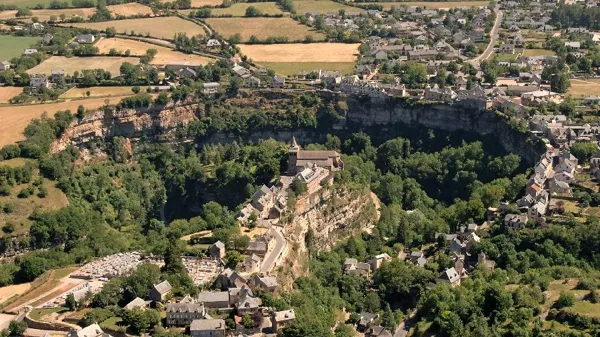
292,187,377,252
50,92,546,164
342,96,545,164
51,102,200,153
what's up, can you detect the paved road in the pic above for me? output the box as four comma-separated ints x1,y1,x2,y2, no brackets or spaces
394,312,416,337
260,226,286,273
471,7,503,65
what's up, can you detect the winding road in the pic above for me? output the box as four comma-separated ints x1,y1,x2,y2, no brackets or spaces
260,226,287,273
470,7,503,65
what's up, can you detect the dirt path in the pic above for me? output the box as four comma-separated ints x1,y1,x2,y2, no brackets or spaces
371,192,381,221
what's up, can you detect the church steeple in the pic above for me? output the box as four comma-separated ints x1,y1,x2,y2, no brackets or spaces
289,136,300,153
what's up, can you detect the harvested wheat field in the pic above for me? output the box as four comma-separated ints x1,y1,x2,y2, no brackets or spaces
168,0,222,6
107,3,154,16
0,8,96,21
294,0,365,14
206,17,325,41
95,38,215,65
0,86,23,103
0,283,31,305
27,56,140,76
239,43,359,62
64,17,205,40
60,86,139,99
0,96,130,147
210,2,284,16
370,0,488,9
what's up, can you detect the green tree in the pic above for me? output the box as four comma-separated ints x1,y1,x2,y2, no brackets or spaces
245,5,262,17
65,293,78,311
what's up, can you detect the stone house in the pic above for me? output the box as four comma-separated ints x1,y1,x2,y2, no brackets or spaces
245,230,275,257
244,254,261,273
250,275,278,293
197,291,230,308
0,61,10,70
149,280,172,302
202,82,220,94
368,253,392,271
51,69,65,83
504,213,528,228
271,309,296,332
206,39,221,47
124,297,148,311
190,319,225,337
75,34,95,44
498,44,515,54
438,267,462,287
166,302,206,326
243,75,260,88
209,241,225,260
67,324,108,337
178,67,197,79
549,179,572,195
29,74,50,91
270,76,286,88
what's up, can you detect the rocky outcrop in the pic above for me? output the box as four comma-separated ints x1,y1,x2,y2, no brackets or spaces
342,95,545,164
51,102,200,153
292,186,377,252
50,92,545,164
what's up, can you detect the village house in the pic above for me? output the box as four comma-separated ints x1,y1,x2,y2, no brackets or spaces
190,319,226,337
67,324,109,337
424,87,457,103
250,274,278,293
124,297,149,311
206,39,221,48
243,75,261,88
438,267,464,287
343,258,371,277
368,253,392,271
244,254,261,273
271,309,296,332
549,179,572,195
166,302,206,326
197,291,230,308
29,74,50,91
42,33,54,45
23,48,38,56
75,34,95,44
218,269,247,289
178,67,197,79
295,163,332,194
270,76,286,88
51,69,65,83
498,44,516,54
245,230,275,257
202,82,220,95
149,280,172,302
0,61,10,70
504,213,528,229
209,241,225,260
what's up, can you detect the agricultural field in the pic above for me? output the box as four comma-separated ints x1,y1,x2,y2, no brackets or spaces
0,0,95,8
0,35,40,60
523,49,556,57
0,283,31,306
95,37,214,65
569,78,600,98
3,266,79,313
239,42,359,62
209,2,284,16
0,86,23,103
0,8,96,21
259,61,355,76
27,56,140,76
107,3,154,16
205,17,325,41
367,0,487,9
0,96,131,147
64,16,205,40
294,0,365,14
60,86,140,99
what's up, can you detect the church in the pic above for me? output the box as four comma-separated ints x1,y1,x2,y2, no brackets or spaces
287,137,344,175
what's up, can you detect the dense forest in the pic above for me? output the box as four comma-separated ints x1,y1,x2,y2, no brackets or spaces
550,4,600,30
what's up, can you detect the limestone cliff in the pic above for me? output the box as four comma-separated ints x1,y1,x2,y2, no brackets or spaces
277,186,378,287
50,92,546,164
